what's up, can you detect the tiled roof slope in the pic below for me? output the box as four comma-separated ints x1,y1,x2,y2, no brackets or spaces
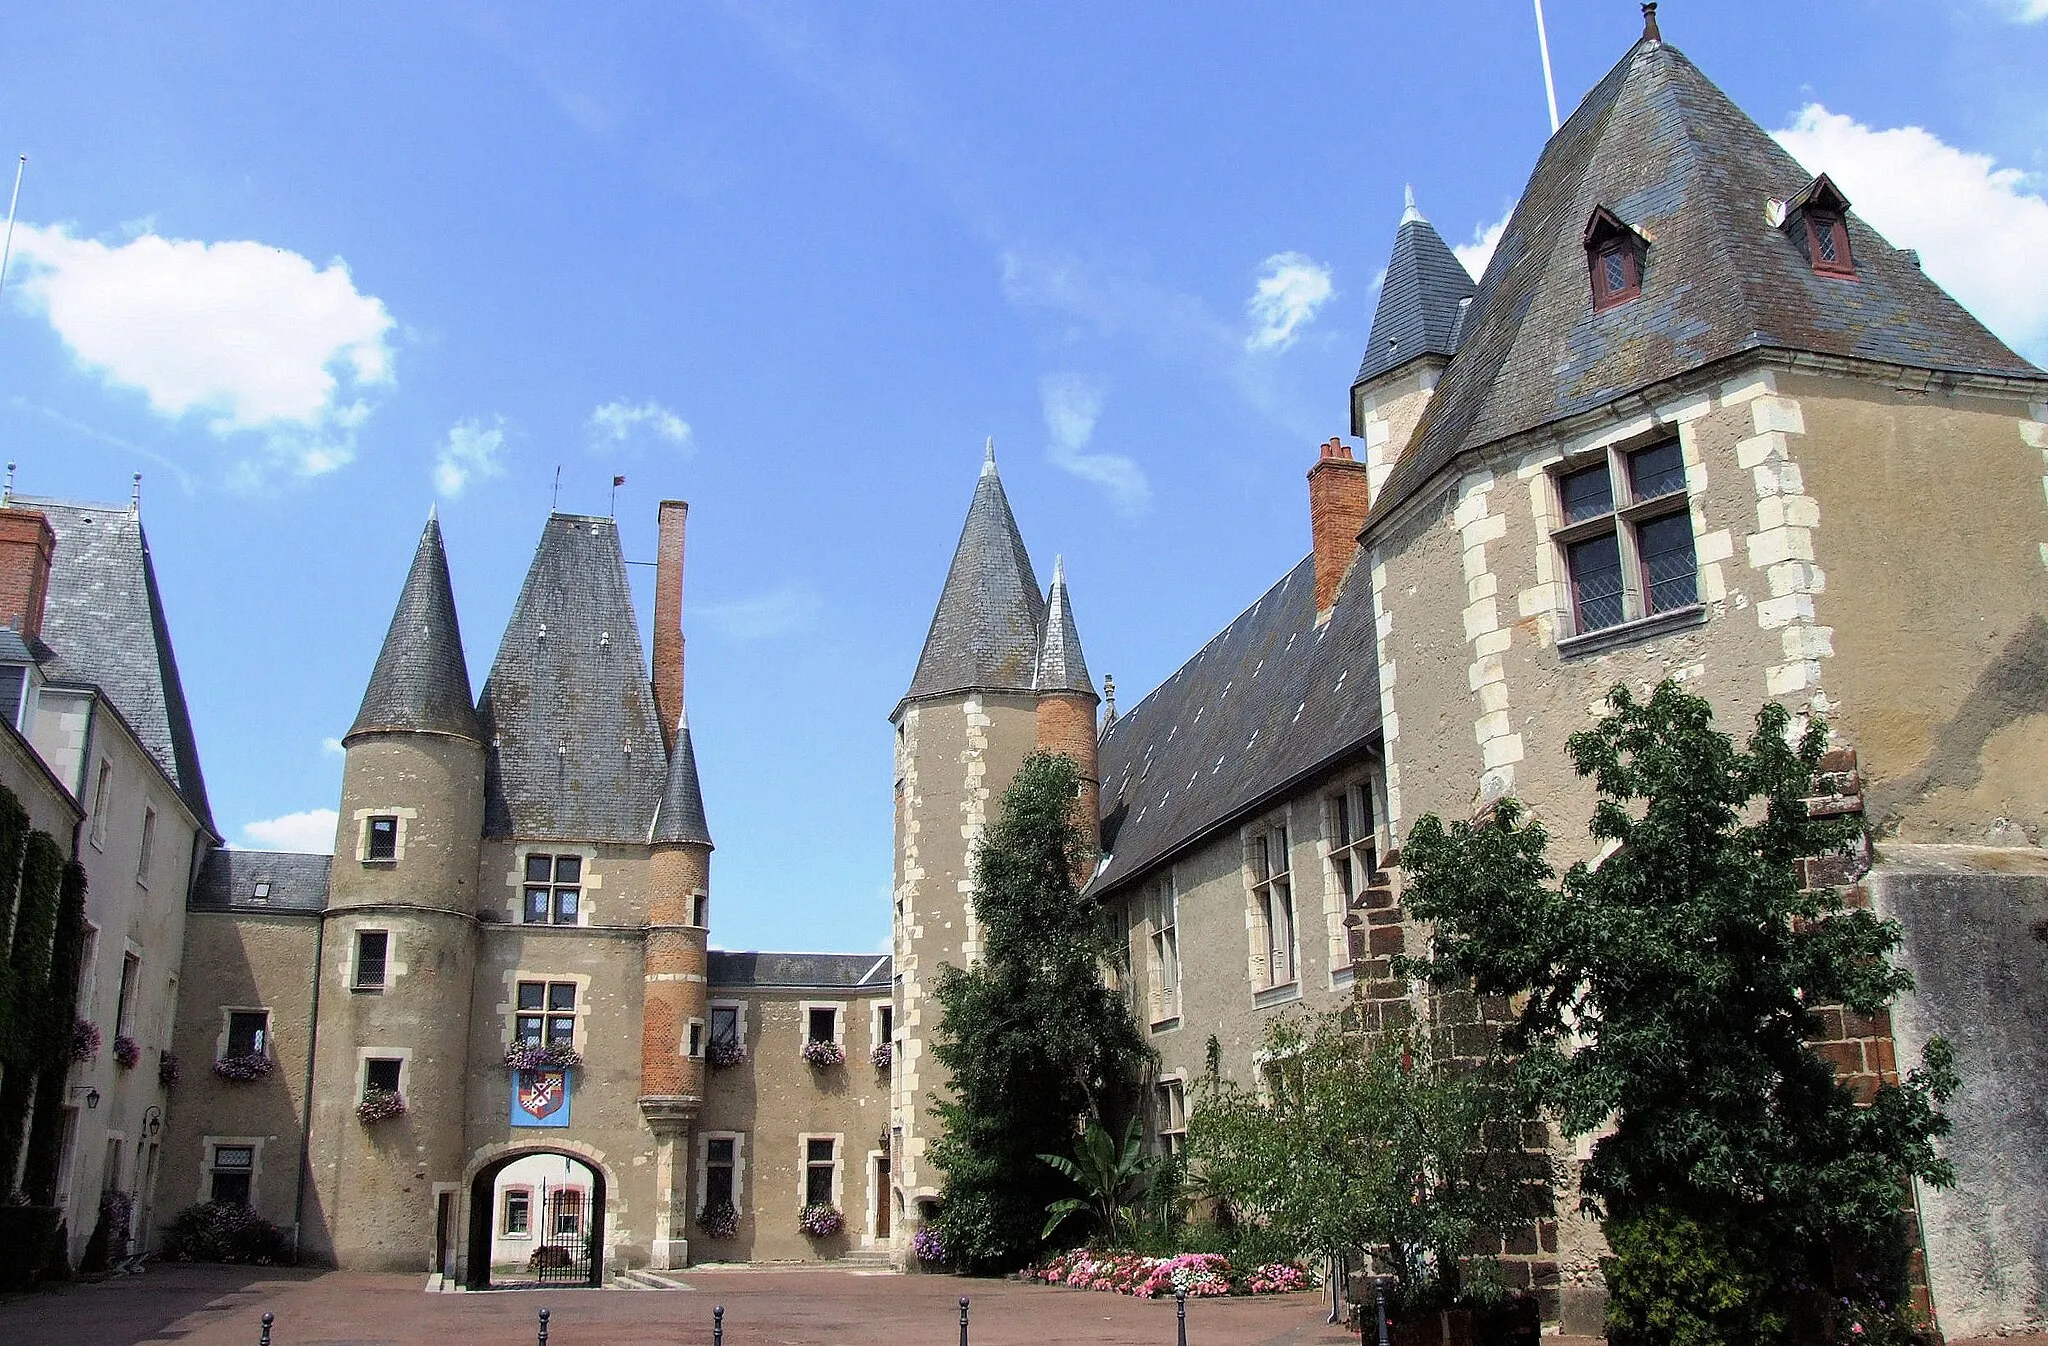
651,720,713,846
478,514,667,842
708,950,893,990
21,498,214,833
190,847,330,913
348,516,482,743
1354,201,1477,387
1033,558,1093,696
1372,32,2047,526
1089,554,1381,897
897,449,1046,714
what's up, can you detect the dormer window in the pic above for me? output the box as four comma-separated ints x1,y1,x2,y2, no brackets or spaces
1584,207,1646,311
1779,173,1857,279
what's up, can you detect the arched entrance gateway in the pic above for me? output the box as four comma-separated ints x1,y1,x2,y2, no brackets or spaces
466,1149,607,1289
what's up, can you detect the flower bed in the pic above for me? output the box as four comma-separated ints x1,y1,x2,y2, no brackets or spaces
706,1039,747,1069
912,1224,946,1265
697,1199,739,1240
1030,1250,1309,1299
800,1039,845,1068
870,1041,893,1070
213,1051,275,1082
113,1034,141,1069
356,1087,407,1123
73,1019,101,1064
798,1203,845,1238
503,1041,582,1071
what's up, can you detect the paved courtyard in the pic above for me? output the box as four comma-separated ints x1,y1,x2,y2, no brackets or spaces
3,1266,2037,1346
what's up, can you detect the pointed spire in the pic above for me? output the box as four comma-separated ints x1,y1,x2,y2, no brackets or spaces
1034,555,1094,697
347,516,482,743
651,714,713,846
1353,189,1479,388
1401,184,1423,224
1100,674,1118,732
898,447,1047,711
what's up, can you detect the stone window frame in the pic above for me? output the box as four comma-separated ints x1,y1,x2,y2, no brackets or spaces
136,806,156,887
352,806,415,865
1321,767,1384,985
501,1185,534,1239
708,999,747,1054
87,757,112,851
505,844,601,926
217,1006,271,1061
507,972,590,1053
868,998,893,1058
800,1000,848,1050
77,921,101,1017
798,1132,844,1211
352,928,391,992
199,1135,264,1207
1548,428,1707,653
1154,1074,1188,1158
696,1130,745,1220
114,947,142,1040
354,1047,413,1105
1144,870,1182,1031
1242,812,1300,1001
685,1017,705,1060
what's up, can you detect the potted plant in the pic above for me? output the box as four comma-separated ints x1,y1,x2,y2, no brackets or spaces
112,1035,141,1069
797,1203,844,1238
697,1199,739,1240
801,1039,844,1068
503,1041,582,1071
870,1041,893,1070
356,1087,406,1124
213,1050,275,1082
706,1039,747,1069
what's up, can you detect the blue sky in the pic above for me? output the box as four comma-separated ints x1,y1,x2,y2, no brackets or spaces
3,2,2044,955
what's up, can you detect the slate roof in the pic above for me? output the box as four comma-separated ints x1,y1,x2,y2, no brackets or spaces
17,498,214,833
1033,558,1093,697
708,950,893,991
348,516,482,743
897,447,1047,715
1353,197,1478,387
651,719,713,846
1371,29,2047,527
1088,553,1381,897
190,847,330,914
478,514,667,842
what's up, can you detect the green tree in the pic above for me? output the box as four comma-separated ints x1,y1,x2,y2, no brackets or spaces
928,750,1150,1273
1187,1013,1544,1305
1400,682,1957,1342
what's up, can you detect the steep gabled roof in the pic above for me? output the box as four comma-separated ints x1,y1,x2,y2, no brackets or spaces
651,718,713,846
1353,193,1478,387
1371,29,2045,526
1033,557,1093,697
897,445,1046,715
348,515,482,743
21,497,215,833
1088,551,1381,897
477,514,666,842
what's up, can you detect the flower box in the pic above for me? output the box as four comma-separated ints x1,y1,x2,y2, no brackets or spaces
213,1051,276,1082
697,1199,739,1240
706,1040,747,1069
797,1203,844,1238
801,1040,845,1068
159,1052,182,1088
870,1042,893,1070
504,1041,583,1071
356,1087,406,1124
72,1019,101,1064
113,1035,141,1069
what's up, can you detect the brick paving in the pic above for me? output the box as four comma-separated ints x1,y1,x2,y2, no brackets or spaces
2,1266,2037,1346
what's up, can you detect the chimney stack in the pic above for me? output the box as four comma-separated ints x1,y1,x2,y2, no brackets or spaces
653,500,688,752
0,508,57,646
1308,439,1371,621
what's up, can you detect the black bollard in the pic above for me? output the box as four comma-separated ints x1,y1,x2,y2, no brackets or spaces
1374,1278,1389,1346
714,1304,724,1346
958,1295,970,1346
259,1311,273,1346
1176,1287,1188,1346
538,1307,551,1346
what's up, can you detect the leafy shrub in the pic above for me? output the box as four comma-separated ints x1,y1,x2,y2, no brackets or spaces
1603,1206,1784,1346
162,1201,294,1264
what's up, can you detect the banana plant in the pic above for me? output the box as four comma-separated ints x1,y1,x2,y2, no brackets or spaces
1040,1115,1158,1243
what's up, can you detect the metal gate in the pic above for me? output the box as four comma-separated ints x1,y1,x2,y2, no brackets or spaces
532,1190,591,1285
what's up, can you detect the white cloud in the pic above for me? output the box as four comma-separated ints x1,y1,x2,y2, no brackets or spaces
1773,105,2048,363
1454,214,1510,282
240,808,338,853
433,417,507,497
1040,373,1151,515
1995,0,2047,20
1244,252,1334,352
321,736,345,757
10,224,394,478
588,399,692,452
695,583,821,641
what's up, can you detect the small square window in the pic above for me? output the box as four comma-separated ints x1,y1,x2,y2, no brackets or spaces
807,1007,837,1044
522,853,585,925
365,817,398,862
710,1006,739,1049
251,881,271,903
227,1011,268,1057
1627,441,1686,501
503,1189,531,1236
1560,463,1614,524
364,1058,402,1094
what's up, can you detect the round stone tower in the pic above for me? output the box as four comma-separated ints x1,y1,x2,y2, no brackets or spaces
309,512,486,1271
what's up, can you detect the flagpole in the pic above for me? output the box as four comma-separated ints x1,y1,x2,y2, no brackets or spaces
1533,0,1561,134
0,156,27,303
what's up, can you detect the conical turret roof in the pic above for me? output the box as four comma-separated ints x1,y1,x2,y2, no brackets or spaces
897,442,1047,713
651,715,713,846
1353,190,1477,388
1033,556,1093,697
1371,20,2044,526
348,515,481,742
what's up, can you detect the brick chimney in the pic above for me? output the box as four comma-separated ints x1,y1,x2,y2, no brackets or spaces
653,500,688,752
1308,439,1371,621
0,509,56,645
